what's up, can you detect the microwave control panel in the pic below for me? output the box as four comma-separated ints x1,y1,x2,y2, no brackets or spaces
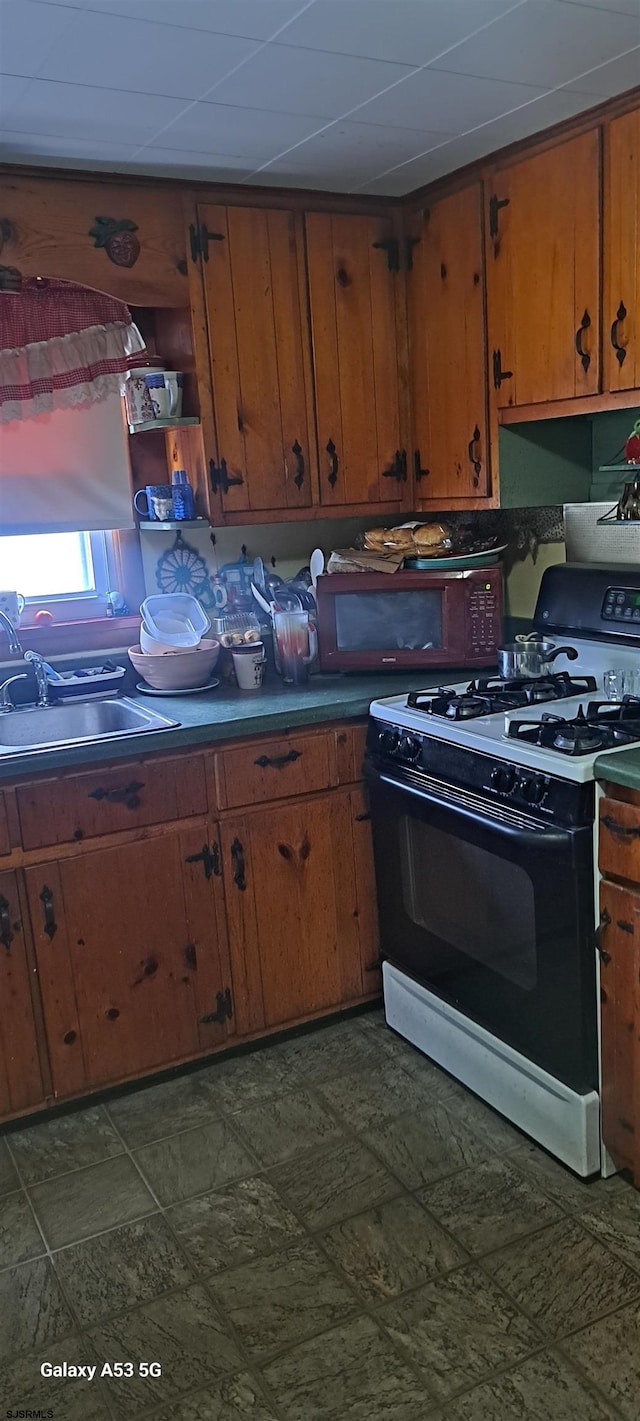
467,576,501,652
602,587,640,624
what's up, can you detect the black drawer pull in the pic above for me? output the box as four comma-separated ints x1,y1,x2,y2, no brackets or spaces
601,814,640,839
610,302,627,367
0,894,13,951
40,885,57,941
292,441,305,489
467,425,482,486
89,780,144,809
595,908,611,962
231,838,246,891
326,439,339,488
254,750,301,770
574,309,591,372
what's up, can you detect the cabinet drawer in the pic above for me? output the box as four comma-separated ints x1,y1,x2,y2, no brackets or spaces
214,732,336,809
599,796,640,881
17,754,207,850
0,795,10,857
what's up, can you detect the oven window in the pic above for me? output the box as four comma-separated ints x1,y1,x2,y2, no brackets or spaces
334,591,443,652
401,817,537,989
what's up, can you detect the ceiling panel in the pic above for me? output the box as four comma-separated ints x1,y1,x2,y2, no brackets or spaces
37,9,261,99
563,46,640,94
559,0,640,14
0,0,76,77
208,42,417,117
4,78,188,146
127,149,256,181
353,69,546,133
0,75,31,123
251,119,452,184
428,0,640,87
64,0,310,37
0,129,138,164
270,0,519,65
155,103,327,160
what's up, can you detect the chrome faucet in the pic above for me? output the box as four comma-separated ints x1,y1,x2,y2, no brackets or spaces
0,610,22,657
24,651,50,707
0,673,28,712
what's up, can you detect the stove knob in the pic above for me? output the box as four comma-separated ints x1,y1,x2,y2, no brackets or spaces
521,774,546,805
398,733,422,764
490,765,516,794
379,728,400,755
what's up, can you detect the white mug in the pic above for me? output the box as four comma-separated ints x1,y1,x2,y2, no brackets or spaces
232,643,265,691
0,591,25,627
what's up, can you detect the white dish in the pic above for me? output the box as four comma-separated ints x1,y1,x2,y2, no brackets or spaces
135,679,220,697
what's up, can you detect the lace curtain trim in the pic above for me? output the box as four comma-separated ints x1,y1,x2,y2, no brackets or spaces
0,320,144,424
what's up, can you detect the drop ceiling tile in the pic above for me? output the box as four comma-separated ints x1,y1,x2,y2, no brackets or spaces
244,164,365,193
0,129,137,163
429,0,640,87
353,68,546,133
209,42,417,118
272,0,519,65
37,9,261,99
259,118,452,181
559,0,640,15
126,149,256,180
0,74,31,123
0,0,76,78
5,78,188,145
157,103,326,161
70,0,306,36
564,45,640,94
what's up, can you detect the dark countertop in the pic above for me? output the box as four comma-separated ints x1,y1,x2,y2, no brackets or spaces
594,747,640,791
0,668,478,782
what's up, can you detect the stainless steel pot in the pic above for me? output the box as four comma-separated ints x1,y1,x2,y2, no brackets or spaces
497,639,579,679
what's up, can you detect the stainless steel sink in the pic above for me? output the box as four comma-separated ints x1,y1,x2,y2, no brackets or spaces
0,697,179,755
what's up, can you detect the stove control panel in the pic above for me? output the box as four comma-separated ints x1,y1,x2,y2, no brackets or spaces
375,728,422,764
602,586,640,624
490,765,550,806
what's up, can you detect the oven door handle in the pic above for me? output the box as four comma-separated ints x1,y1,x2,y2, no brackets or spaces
376,771,576,849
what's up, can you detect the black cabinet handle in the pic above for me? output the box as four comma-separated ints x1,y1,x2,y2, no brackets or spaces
254,749,301,770
326,439,339,488
89,780,144,809
610,302,627,367
39,885,57,941
414,449,429,482
467,425,482,487
488,194,510,240
575,309,591,372
230,838,246,891
291,441,305,490
492,349,513,390
601,814,640,838
0,894,13,951
595,908,611,963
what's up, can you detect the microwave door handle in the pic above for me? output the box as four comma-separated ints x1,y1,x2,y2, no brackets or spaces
376,772,574,850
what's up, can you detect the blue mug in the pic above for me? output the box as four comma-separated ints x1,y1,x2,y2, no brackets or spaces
133,485,174,521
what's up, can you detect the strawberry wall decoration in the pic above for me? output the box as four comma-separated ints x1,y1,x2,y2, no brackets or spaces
89,217,141,268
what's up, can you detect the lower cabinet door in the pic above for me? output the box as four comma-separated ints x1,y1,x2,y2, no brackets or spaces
24,828,233,1097
0,870,45,1117
599,878,640,1179
221,789,379,1034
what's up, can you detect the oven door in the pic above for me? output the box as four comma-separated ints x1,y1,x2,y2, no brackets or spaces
367,763,597,1092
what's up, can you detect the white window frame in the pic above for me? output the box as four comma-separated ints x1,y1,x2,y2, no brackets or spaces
19,530,113,625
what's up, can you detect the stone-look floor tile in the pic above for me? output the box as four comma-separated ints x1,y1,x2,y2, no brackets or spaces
562,1300,640,1420
166,1175,304,1275
88,1284,243,1417
482,1218,640,1337
107,1072,221,1148
153,1372,279,1420
0,1256,75,1365
52,1214,194,1327
420,1157,562,1256
0,1190,44,1268
381,1264,541,1403
321,1193,468,1304
508,1140,629,1213
578,1183,640,1273
269,1138,400,1232
133,1119,254,1206
276,1020,380,1083
263,1313,439,1421
207,1239,357,1365
231,1090,344,1168
364,1107,489,1189
438,1080,524,1154
30,1155,156,1249
201,1046,298,1113
0,1337,111,1420
0,1138,18,1196
8,1106,123,1185
317,1059,454,1135
446,1349,618,1420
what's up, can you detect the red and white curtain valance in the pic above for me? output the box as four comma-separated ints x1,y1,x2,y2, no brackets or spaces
0,277,144,424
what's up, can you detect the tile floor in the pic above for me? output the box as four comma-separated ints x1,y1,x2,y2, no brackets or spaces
1,1010,640,1419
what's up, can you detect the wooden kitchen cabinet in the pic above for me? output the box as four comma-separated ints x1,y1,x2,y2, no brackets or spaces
23,826,233,1099
485,130,600,409
604,108,640,393
598,877,640,1181
195,203,317,516
0,870,45,1116
408,184,490,503
305,211,408,510
220,785,379,1036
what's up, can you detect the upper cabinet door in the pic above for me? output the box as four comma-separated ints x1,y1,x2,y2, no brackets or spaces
485,131,600,409
604,108,640,393
409,185,489,503
197,204,316,515
306,213,407,509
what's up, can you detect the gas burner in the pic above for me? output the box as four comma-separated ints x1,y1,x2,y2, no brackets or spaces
406,673,598,722
508,705,640,757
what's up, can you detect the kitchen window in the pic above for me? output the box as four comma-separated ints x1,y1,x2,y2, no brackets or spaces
1,529,114,622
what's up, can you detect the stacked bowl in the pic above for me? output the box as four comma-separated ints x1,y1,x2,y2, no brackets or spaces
129,595,220,691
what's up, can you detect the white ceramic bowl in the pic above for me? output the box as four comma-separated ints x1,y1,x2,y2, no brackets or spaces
139,621,193,655
128,638,220,690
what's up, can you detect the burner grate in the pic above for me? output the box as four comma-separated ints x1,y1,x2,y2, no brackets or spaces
406,674,598,722
508,702,640,756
